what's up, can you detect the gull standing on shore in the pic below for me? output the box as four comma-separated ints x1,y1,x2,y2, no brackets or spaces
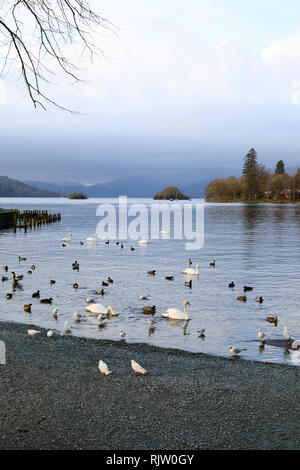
99,360,111,375
28,329,41,339
258,329,266,342
131,359,147,374
64,321,71,331
229,347,247,355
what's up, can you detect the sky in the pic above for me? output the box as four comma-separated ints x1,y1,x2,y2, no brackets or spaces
1,0,300,184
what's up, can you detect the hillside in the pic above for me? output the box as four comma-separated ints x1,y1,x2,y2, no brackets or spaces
153,186,191,200
0,176,60,197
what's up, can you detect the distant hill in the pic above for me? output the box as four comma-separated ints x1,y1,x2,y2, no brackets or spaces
153,186,190,200
0,176,60,197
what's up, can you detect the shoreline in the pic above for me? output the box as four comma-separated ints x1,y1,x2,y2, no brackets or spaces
0,320,299,450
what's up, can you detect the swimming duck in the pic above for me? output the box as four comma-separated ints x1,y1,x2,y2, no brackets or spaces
255,297,264,303
24,304,32,313
40,298,53,304
28,270,32,275
72,261,79,270
96,289,105,295
210,260,216,267
266,316,278,325
6,293,12,299
143,305,156,315
237,296,247,301
19,256,26,262
73,283,78,289
243,286,253,292
131,247,135,251
1,276,8,282
185,280,192,288
31,265,36,270
32,290,40,298
105,240,109,245
102,281,108,287
107,277,113,284
165,276,174,281
2,266,8,271
50,280,56,285
147,270,156,276
228,281,235,288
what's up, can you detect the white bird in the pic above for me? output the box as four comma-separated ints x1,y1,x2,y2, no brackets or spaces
97,313,106,321
99,360,111,375
131,359,147,374
147,318,156,326
139,295,149,301
61,233,72,242
28,329,41,338
86,303,118,316
74,312,82,321
197,328,206,337
52,308,58,315
229,347,247,355
183,264,199,275
138,239,149,245
86,233,97,242
258,329,266,342
64,321,71,331
120,330,126,339
160,230,169,235
162,300,190,321
283,326,291,341
86,297,95,303
47,329,56,338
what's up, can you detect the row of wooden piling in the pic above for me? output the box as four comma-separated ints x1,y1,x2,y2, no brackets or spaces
13,209,61,231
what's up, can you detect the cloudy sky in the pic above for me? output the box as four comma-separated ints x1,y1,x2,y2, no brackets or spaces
1,0,300,184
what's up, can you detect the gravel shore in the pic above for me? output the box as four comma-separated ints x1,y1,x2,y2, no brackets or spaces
0,321,299,450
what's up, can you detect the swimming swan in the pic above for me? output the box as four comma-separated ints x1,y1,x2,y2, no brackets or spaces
62,233,72,242
183,264,199,275
86,233,97,242
86,303,118,316
162,300,190,320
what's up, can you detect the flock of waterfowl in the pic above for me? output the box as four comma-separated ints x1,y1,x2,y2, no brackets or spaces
2,230,300,369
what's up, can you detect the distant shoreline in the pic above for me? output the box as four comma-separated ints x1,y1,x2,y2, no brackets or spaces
205,199,300,204
0,320,298,450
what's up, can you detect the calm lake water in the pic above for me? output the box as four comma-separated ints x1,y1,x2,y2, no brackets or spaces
0,198,299,365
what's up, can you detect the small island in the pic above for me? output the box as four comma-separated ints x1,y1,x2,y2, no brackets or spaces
68,192,88,200
153,186,191,200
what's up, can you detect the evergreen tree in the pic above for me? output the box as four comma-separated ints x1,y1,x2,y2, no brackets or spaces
243,148,258,175
275,160,285,175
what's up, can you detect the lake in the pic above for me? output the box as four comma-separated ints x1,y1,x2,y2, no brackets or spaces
0,198,299,365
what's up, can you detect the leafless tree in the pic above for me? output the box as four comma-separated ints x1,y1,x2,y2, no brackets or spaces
0,1,111,112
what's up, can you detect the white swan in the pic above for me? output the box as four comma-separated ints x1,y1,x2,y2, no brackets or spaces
162,300,190,321
86,233,97,242
138,239,149,245
86,303,118,316
62,233,72,242
183,264,199,275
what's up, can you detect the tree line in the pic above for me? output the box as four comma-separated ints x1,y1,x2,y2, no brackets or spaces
205,148,300,201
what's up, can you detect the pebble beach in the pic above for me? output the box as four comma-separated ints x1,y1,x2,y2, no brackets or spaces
0,321,299,450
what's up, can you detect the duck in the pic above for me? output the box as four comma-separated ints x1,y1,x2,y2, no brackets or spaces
62,233,72,243
188,258,192,266
120,243,124,248
147,270,156,276
266,316,278,325
107,277,113,284
243,286,253,292
31,265,36,270
32,290,40,298
6,293,12,299
256,296,264,303
40,298,53,304
162,300,190,321
80,241,84,245
72,261,79,270
228,281,235,288
183,264,199,276
1,276,8,282
105,240,109,245
209,260,216,267
143,305,156,315
131,359,147,374
24,304,32,313
73,283,78,289
237,296,247,301
165,276,174,281
28,270,32,275
130,247,135,251
185,280,192,288
50,280,56,285
2,266,8,271
147,318,156,326
139,295,149,300
86,233,97,242
116,241,120,245
197,328,206,337
74,312,82,321
86,303,118,316
102,281,108,287
99,360,111,375
19,256,26,262
62,243,66,247
138,240,149,245
96,289,105,296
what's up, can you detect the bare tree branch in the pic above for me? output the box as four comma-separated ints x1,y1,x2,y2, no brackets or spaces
0,0,113,112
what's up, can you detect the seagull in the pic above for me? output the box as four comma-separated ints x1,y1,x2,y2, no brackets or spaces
131,359,147,374
74,312,82,321
120,330,126,340
229,347,247,355
258,329,266,342
86,297,95,303
52,308,59,315
28,329,41,339
197,328,206,337
147,318,156,326
47,329,56,338
99,360,111,376
64,321,71,331
283,326,291,341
